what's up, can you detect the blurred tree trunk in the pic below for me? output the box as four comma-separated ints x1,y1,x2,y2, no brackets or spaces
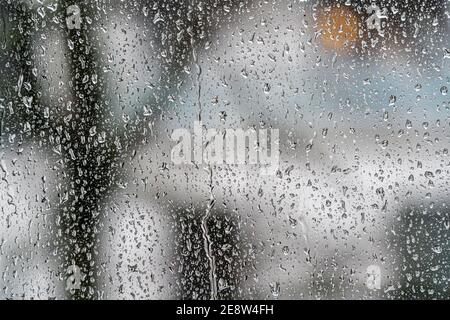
2,3,44,144
58,0,118,300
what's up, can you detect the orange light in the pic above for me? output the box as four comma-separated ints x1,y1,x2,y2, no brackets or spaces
318,6,359,51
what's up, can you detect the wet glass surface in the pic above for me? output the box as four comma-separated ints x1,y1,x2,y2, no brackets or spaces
0,0,449,299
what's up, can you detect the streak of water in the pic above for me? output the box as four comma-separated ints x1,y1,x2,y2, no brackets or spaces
0,108,3,146
201,166,218,300
194,48,217,300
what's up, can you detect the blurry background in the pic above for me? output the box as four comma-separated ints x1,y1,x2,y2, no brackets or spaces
0,0,449,299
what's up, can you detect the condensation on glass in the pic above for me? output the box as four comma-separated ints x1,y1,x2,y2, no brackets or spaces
0,0,448,300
